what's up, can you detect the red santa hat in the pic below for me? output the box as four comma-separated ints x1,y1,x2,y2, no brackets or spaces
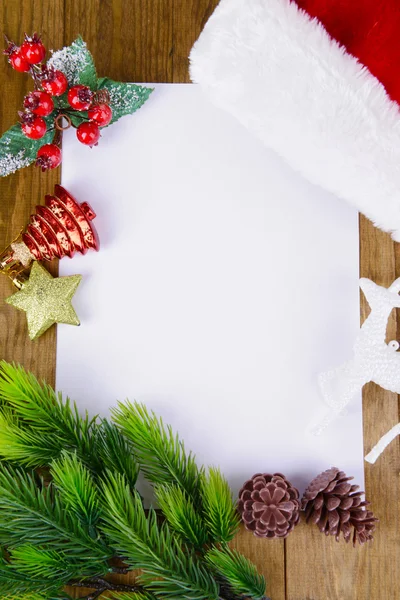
190,0,400,240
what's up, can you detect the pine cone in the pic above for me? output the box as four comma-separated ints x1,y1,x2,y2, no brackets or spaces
301,467,378,545
238,473,300,538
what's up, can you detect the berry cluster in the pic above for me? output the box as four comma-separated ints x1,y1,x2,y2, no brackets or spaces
4,33,113,171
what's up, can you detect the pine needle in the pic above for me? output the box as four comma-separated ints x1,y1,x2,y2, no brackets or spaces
0,362,97,466
200,468,240,543
9,546,77,581
101,471,219,600
0,463,111,570
95,420,139,489
112,402,201,500
0,560,60,597
155,484,208,547
111,594,157,600
0,409,61,466
51,452,99,526
206,547,266,600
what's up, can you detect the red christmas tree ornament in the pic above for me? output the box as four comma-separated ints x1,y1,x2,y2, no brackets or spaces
0,185,99,286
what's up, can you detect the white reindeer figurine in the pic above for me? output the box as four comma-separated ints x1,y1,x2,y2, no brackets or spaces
316,278,400,460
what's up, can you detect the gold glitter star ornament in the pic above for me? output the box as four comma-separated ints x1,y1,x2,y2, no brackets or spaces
6,262,82,340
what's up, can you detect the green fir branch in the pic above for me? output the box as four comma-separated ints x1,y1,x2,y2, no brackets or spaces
1,595,50,600
9,546,78,581
0,463,111,572
0,559,61,597
101,471,219,600
200,468,240,543
112,402,202,500
155,484,208,548
111,593,157,600
51,452,99,527
206,547,266,600
0,362,98,467
95,420,139,489
0,408,62,467
0,363,268,600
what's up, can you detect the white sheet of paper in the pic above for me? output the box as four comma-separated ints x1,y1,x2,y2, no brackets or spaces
57,84,363,497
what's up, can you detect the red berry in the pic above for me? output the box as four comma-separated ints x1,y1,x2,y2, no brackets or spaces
20,34,46,64
41,69,68,96
9,49,31,72
36,144,62,171
24,91,54,116
76,122,100,146
68,85,93,111
88,103,113,127
21,116,47,139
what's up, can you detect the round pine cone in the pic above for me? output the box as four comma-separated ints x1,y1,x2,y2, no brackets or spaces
238,473,300,538
302,467,378,545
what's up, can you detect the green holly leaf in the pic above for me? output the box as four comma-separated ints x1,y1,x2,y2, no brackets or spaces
0,123,55,178
68,112,89,128
47,36,98,90
96,77,153,125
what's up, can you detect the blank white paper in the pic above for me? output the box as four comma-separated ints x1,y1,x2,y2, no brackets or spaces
57,84,363,497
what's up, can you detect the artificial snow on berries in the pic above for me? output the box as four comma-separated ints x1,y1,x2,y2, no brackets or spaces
68,85,93,111
76,122,100,146
20,114,47,140
23,91,54,117
1,34,153,176
20,33,46,64
88,103,113,127
41,68,68,97
36,144,62,171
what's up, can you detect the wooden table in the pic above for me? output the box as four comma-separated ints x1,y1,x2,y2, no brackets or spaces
1,1,399,598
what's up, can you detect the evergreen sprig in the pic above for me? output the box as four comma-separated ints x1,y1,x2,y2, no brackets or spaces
95,420,139,490
0,362,97,467
101,472,219,600
206,547,266,600
50,452,99,527
112,401,201,500
0,362,269,600
0,463,111,571
200,468,240,543
155,484,208,548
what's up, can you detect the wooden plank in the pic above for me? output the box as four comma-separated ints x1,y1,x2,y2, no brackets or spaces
230,528,286,600
0,0,64,382
64,0,173,83
286,217,400,599
172,0,217,83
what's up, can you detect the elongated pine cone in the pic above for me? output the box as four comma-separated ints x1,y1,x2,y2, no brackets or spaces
301,467,378,545
238,473,300,538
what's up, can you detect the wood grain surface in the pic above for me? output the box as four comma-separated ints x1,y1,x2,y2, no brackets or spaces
0,2,399,599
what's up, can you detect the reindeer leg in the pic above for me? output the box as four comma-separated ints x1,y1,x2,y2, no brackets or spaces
365,422,400,463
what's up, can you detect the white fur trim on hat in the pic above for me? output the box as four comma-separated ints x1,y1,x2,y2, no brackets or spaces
190,0,400,241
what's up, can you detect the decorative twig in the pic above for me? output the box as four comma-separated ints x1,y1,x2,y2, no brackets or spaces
68,577,145,593
111,565,131,574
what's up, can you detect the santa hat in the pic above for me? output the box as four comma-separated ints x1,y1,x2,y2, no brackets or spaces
190,0,400,241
